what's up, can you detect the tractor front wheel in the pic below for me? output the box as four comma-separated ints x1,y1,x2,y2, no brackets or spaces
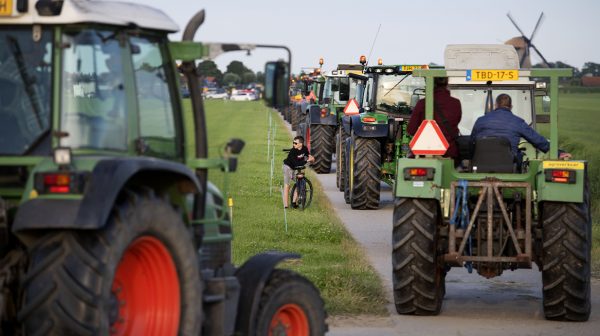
392,197,444,315
18,188,202,335
541,172,591,321
255,269,327,336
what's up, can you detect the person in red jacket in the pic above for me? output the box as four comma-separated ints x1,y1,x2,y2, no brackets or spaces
407,77,462,159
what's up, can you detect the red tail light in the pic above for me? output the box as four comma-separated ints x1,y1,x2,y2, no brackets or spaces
362,117,376,123
545,169,576,184
403,167,435,181
35,172,89,194
320,108,328,118
43,173,71,193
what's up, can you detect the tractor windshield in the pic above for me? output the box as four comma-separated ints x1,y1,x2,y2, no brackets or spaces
0,27,53,155
60,28,128,151
370,74,424,113
450,86,534,135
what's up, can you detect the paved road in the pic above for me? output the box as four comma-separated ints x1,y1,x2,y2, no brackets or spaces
314,164,600,336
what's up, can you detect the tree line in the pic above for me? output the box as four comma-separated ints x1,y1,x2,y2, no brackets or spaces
197,60,264,87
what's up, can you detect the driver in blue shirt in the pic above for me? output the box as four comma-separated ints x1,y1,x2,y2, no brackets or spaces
471,93,570,164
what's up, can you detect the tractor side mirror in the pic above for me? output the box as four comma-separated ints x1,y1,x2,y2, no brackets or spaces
226,138,245,154
410,94,420,108
264,61,289,109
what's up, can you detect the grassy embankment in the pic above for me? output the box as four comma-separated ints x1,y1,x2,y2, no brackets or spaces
537,92,600,275
200,99,388,315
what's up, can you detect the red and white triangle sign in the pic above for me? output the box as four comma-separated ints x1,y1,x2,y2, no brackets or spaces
343,98,360,115
409,120,449,155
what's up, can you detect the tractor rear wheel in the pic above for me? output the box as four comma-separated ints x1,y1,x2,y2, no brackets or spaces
350,136,380,209
18,188,202,335
541,172,591,321
392,197,444,315
336,126,349,191
343,137,352,204
255,269,327,336
291,106,301,131
311,124,335,174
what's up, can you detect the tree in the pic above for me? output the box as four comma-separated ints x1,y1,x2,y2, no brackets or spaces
223,72,241,86
226,60,251,78
256,71,265,83
198,60,223,85
582,62,600,77
242,71,256,84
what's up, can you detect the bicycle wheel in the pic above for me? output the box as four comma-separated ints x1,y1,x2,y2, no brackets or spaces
290,178,313,210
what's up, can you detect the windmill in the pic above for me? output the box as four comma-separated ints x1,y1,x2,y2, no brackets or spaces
505,12,551,68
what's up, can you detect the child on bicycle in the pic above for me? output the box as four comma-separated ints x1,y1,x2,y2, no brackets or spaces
283,135,314,208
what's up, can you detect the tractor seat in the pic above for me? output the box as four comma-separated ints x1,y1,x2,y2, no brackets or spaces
471,137,516,173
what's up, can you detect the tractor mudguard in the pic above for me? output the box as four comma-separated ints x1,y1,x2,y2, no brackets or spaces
234,251,301,336
308,105,337,126
350,115,388,137
12,157,200,232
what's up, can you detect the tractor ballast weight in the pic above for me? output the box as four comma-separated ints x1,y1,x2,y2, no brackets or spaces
391,44,590,321
0,1,326,334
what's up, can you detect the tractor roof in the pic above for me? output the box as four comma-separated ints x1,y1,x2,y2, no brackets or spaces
444,44,520,70
0,0,178,33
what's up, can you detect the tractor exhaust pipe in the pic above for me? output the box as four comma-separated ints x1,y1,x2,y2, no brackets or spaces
181,10,208,240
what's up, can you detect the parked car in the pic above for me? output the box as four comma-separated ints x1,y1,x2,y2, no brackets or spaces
230,91,257,101
204,88,229,99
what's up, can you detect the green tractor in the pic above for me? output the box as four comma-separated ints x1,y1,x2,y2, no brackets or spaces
392,44,591,321
342,64,428,209
299,64,363,174
0,1,327,334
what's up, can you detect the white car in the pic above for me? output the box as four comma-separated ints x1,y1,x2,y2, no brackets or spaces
204,89,228,99
230,92,256,101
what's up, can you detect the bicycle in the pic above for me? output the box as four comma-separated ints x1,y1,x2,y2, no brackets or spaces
289,165,313,210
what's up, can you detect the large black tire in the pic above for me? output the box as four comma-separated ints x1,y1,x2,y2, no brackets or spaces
349,136,381,209
541,172,591,321
291,105,301,131
310,124,336,174
255,269,327,335
343,137,352,204
18,189,202,335
392,198,444,315
336,126,349,191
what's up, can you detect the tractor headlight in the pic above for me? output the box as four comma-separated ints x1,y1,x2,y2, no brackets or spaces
53,147,72,166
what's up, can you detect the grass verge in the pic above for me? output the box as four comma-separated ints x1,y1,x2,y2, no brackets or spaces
202,99,388,315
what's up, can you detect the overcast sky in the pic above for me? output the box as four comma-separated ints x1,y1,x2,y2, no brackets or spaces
124,0,598,74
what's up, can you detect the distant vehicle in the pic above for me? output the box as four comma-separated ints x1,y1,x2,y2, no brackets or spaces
230,91,257,101
204,88,228,99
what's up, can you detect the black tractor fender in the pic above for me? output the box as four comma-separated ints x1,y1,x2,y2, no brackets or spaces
350,114,388,138
234,251,301,336
12,157,201,232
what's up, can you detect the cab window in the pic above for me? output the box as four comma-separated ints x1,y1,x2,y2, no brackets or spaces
131,36,180,159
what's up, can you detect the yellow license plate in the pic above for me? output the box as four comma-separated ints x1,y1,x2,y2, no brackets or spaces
543,161,585,170
0,0,12,16
467,69,519,81
401,65,428,72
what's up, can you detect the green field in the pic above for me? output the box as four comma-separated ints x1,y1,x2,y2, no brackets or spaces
201,100,388,315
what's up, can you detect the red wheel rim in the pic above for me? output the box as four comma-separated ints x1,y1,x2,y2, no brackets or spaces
111,236,180,335
269,303,309,336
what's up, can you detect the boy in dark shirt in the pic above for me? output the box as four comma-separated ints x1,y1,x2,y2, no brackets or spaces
283,136,314,208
